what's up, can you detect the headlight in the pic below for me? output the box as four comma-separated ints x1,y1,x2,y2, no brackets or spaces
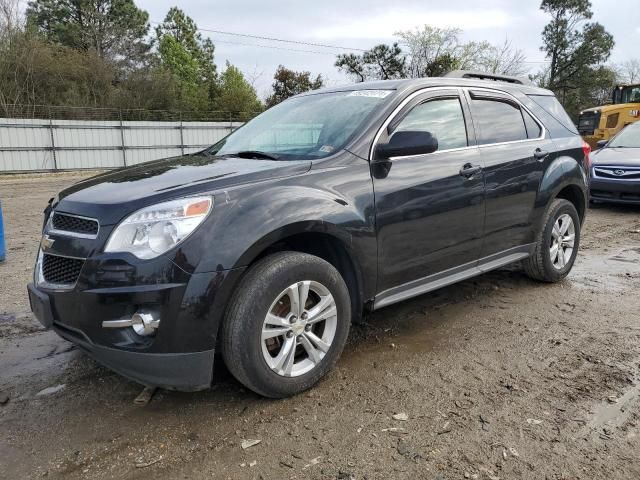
104,196,212,259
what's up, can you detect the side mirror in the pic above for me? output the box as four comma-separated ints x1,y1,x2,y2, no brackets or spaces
596,139,608,149
375,131,438,160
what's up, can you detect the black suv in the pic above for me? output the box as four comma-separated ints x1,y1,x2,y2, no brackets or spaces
28,73,590,398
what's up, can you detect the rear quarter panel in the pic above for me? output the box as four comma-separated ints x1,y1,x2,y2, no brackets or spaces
533,136,589,231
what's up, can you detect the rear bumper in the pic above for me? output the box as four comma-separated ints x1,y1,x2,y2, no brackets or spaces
590,177,640,204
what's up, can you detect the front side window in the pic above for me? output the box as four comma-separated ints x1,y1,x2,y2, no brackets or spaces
209,90,392,160
391,98,468,151
471,98,528,145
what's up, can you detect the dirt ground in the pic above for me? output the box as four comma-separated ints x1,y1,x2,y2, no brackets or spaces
1,172,640,480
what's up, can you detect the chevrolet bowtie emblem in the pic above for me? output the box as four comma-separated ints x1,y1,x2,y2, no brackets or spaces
40,234,55,250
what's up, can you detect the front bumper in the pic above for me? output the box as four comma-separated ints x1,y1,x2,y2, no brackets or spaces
590,177,640,204
53,319,215,391
28,258,246,391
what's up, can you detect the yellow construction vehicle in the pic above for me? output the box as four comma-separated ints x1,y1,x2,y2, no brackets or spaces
578,83,640,148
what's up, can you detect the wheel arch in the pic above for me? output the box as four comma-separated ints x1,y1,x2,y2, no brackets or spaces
555,183,586,224
537,154,588,227
233,222,369,325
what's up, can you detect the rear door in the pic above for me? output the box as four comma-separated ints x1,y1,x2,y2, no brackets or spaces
372,89,486,293
466,90,553,258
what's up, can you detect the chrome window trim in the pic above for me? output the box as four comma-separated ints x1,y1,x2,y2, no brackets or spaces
48,212,100,240
35,249,86,291
369,85,547,162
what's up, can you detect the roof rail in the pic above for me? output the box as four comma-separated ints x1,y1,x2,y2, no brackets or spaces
444,70,531,85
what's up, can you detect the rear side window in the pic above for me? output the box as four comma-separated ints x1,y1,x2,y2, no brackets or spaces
471,98,528,145
523,110,542,139
528,95,578,135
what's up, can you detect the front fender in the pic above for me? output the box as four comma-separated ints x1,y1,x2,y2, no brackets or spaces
196,166,378,298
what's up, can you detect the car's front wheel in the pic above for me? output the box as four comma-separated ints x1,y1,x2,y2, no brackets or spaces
221,252,351,398
523,198,581,282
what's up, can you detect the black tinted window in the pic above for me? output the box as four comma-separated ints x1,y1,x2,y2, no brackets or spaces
528,95,578,135
523,110,542,139
393,98,468,151
471,98,527,145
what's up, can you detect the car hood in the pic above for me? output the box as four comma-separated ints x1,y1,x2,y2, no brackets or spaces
55,153,312,225
592,147,640,167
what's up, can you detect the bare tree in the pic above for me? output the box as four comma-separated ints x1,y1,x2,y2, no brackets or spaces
394,26,525,78
396,26,463,78
617,59,640,84
0,0,23,38
476,38,528,77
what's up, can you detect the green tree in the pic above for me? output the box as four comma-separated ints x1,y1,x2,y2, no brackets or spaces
539,0,615,117
155,7,219,112
265,65,324,108
335,43,406,82
26,0,151,66
155,7,217,88
214,62,263,119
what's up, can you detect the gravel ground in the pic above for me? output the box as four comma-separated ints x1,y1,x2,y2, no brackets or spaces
1,173,640,480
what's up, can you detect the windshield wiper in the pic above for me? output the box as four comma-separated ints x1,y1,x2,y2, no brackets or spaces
233,150,280,160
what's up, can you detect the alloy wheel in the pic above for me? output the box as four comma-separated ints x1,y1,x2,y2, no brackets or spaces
550,213,575,270
261,281,338,377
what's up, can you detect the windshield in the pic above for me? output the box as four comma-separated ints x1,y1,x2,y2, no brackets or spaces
608,124,640,148
614,85,640,104
208,90,393,160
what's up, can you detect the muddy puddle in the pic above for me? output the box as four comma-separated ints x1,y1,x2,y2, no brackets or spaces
581,374,640,441
570,247,640,291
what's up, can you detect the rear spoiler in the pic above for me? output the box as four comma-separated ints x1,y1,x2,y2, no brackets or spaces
444,70,531,86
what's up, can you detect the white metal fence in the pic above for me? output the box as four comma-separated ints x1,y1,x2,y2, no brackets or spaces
0,118,243,172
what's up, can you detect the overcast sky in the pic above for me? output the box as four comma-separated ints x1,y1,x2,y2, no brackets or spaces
137,0,640,98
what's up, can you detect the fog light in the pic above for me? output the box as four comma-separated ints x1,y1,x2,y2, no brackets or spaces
131,312,160,336
102,310,160,336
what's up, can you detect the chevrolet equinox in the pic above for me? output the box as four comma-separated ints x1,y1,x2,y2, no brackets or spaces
28,72,590,398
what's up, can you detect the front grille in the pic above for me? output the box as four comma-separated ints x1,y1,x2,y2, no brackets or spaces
52,213,99,236
578,111,601,135
593,167,640,180
42,253,84,285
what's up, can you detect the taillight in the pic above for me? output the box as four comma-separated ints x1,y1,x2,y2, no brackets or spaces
582,141,592,169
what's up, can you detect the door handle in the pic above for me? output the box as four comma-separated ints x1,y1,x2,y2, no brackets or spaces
459,163,482,178
533,148,549,161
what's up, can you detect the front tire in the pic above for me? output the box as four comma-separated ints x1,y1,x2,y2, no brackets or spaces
523,199,581,282
221,252,351,398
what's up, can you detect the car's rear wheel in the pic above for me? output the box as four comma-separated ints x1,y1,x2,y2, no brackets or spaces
221,252,351,398
523,198,581,282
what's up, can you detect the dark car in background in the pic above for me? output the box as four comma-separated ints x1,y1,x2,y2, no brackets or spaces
590,122,640,205
28,72,590,398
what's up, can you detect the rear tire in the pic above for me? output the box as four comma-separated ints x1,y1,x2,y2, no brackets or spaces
523,199,580,283
221,252,351,398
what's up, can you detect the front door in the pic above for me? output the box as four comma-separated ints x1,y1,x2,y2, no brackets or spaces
372,89,486,295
